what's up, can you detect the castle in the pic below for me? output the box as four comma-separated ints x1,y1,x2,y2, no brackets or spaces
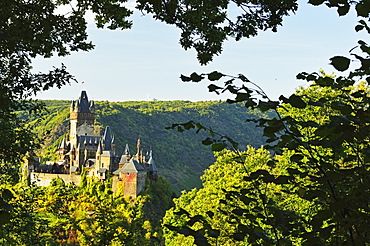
30,91,158,197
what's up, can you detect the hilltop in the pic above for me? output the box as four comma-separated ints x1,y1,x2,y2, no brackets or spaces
29,100,267,193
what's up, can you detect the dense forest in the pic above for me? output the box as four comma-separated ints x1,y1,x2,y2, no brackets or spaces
28,100,268,193
1,0,369,244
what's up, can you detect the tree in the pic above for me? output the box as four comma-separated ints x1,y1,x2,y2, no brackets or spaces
154,0,370,243
0,0,134,226
164,75,370,245
0,0,133,175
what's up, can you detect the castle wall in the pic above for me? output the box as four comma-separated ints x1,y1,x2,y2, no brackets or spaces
120,173,138,198
114,171,147,198
137,172,146,195
31,172,81,186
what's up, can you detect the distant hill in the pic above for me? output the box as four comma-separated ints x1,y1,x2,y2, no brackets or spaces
29,100,268,193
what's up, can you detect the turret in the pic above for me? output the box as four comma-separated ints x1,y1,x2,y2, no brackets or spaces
89,100,95,113
58,137,69,159
69,91,96,146
96,140,103,165
124,144,130,156
70,100,75,113
147,150,158,181
102,126,112,151
69,144,76,162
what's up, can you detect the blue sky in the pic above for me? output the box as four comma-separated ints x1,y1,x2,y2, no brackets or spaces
33,1,366,102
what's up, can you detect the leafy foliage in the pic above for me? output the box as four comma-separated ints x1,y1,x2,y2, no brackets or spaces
0,173,173,245
162,0,370,240
164,73,370,244
0,0,134,226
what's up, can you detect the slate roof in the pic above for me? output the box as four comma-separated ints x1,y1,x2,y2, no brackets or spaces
102,126,112,150
146,156,158,172
77,90,91,113
114,159,145,174
77,136,101,148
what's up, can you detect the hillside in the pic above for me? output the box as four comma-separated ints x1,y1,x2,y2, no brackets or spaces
30,100,267,193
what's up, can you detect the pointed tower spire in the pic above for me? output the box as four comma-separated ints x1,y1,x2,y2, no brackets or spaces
59,137,68,150
102,126,112,150
77,91,90,113
147,150,158,181
97,140,103,155
89,100,95,113
70,100,75,112
124,144,130,156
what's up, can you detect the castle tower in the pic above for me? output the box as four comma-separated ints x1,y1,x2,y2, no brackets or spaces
58,137,69,160
70,91,95,147
96,140,103,167
100,126,116,171
146,150,158,182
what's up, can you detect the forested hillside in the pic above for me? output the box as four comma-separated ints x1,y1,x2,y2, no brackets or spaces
29,100,267,193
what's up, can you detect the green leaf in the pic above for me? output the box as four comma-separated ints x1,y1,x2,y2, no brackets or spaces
206,211,214,218
290,154,304,162
212,143,225,151
0,211,11,226
330,56,351,71
183,121,195,130
235,93,250,102
2,189,14,202
202,138,214,145
355,24,364,32
356,1,370,17
289,94,307,108
194,236,211,246
208,71,224,81
180,74,192,82
173,208,190,216
208,84,222,94
233,233,245,241
337,4,350,16
258,101,279,111
190,72,204,82
238,74,250,82
187,215,204,226
232,209,248,216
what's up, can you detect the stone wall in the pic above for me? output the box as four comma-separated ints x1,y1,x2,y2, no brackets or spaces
31,172,81,186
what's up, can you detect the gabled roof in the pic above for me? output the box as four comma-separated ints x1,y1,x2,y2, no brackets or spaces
116,159,145,174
